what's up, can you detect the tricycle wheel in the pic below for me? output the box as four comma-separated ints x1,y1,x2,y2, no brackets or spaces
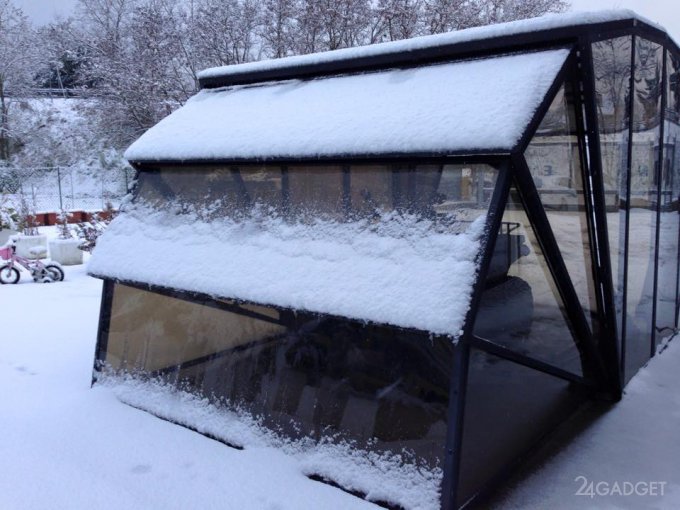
0,265,20,284
45,264,65,282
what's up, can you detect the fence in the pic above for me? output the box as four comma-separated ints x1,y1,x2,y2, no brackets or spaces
0,166,133,213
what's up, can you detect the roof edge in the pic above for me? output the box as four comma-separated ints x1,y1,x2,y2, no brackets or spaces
198,10,668,89
126,152,513,169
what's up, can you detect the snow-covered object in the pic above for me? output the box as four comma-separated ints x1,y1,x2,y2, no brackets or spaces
49,238,84,266
102,372,442,510
88,204,488,337
197,10,659,82
125,49,569,161
14,234,47,260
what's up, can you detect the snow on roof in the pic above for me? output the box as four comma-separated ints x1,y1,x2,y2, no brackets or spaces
88,205,488,337
125,49,569,162
197,10,659,82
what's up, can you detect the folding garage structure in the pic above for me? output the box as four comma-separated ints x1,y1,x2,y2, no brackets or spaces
90,10,680,509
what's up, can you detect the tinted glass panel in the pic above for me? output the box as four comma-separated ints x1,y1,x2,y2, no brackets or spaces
593,36,632,358
105,283,453,471
473,185,585,376
524,83,597,331
626,38,662,381
135,163,498,227
102,162,505,507
288,166,344,218
457,347,586,506
656,51,680,344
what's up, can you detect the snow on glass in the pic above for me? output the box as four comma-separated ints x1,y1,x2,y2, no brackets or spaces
99,370,442,510
89,180,489,337
125,49,569,162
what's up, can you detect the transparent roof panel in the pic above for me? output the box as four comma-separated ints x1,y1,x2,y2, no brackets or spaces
89,164,501,337
125,49,569,162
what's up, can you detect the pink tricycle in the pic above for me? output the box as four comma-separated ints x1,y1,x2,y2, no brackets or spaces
0,241,64,284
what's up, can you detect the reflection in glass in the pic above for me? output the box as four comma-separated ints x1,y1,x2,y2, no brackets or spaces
288,166,344,218
105,283,454,470
593,36,632,356
457,347,585,506
524,83,598,332
625,38,662,381
656,51,680,344
473,186,585,376
99,162,506,507
135,163,499,228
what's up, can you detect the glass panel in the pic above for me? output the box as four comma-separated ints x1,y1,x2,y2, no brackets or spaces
98,162,507,507
134,166,285,218
112,163,502,341
288,166,344,218
524,83,598,331
105,283,454,501
135,163,498,227
656,51,680,344
592,36,632,359
473,185,585,376
626,38,662,381
457,347,586,506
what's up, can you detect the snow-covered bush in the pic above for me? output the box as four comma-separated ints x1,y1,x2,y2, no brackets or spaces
16,194,39,235
57,209,72,239
0,194,19,230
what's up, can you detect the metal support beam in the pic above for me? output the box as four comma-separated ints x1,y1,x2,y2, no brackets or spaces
471,335,594,387
574,38,624,397
511,153,609,392
440,162,511,510
92,279,114,385
651,48,668,356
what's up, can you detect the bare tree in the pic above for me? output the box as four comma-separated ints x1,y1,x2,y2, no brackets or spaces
190,0,261,67
374,0,422,42
423,0,481,34
260,0,297,58
0,0,39,162
476,0,567,25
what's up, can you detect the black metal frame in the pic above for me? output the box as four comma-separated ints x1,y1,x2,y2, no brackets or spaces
440,160,511,510
512,154,606,381
91,15,680,510
574,38,623,395
197,18,678,90
619,34,636,382
651,47,668,355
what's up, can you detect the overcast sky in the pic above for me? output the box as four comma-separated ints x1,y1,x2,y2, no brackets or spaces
14,0,78,26
11,0,680,41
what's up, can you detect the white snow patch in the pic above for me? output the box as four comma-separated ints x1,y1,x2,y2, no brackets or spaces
125,49,569,161
88,203,487,336
102,372,442,510
498,336,680,510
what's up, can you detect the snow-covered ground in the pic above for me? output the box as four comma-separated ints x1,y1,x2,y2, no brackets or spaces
0,250,375,509
1,235,679,509
497,336,680,510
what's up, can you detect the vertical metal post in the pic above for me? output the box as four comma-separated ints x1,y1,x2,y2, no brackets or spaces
70,168,75,211
440,162,511,510
92,279,114,386
440,341,471,510
621,35,637,381
57,167,63,211
576,40,623,396
651,48,667,356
